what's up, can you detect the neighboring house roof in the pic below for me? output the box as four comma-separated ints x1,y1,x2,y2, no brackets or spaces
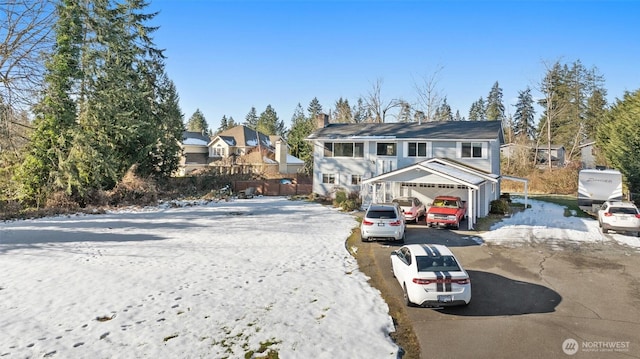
213,125,273,148
182,131,210,146
307,121,504,142
362,158,499,189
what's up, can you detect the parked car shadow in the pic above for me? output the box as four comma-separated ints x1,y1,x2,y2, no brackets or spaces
404,220,482,247
438,270,562,316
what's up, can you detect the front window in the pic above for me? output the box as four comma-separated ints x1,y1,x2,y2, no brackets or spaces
376,142,396,156
212,147,225,157
322,173,336,184
351,174,362,185
324,142,364,157
408,142,428,157
461,142,483,158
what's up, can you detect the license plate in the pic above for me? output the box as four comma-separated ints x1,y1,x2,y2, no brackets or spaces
377,223,385,226
438,295,452,303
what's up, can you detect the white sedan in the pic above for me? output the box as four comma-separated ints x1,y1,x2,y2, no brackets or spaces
390,244,471,307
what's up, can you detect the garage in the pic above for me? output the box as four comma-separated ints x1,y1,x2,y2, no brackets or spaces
361,158,500,230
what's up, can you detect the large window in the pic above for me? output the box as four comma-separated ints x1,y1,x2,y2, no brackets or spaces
461,142,483,158
324,142,364,157
408,142,428,157
351,174,362,185
376,142,396,156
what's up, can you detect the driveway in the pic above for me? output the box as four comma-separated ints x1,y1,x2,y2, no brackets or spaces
365,220,640,359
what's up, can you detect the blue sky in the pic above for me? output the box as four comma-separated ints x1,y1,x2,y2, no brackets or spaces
147,0,640,131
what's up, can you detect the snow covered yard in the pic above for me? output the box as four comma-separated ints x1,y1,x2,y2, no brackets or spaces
479,197,640,251
0,197,399,358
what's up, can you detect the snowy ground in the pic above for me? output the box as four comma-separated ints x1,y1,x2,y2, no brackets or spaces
479,197,640,251
0,197,398,359
2,196,639,359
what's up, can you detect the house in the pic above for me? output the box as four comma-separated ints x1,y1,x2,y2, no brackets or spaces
500,143,566,168
178,125,304,176
306,116,505,229
579,140,596,169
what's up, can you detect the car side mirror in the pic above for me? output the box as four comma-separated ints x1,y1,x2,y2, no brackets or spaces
391,251,399,256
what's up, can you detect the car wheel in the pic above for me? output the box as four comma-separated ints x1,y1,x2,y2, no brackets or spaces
361,234,369,242
403,284,414,307
602,227,609,234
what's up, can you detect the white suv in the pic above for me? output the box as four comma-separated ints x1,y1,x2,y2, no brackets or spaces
361,203,406,243
597,201,640,237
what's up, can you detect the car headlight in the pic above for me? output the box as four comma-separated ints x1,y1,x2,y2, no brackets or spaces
447,215,456,221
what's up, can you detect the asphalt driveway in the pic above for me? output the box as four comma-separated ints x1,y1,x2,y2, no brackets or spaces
365,221,640,359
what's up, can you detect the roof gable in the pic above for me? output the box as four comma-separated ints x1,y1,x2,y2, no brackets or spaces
214,125,273,148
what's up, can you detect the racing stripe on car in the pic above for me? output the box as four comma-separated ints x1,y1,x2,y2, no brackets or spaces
436,272,444,292
431,246,441,257
443,271,452,292
421,244,435,257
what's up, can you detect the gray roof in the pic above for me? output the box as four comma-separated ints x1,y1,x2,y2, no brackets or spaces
307,121,504,142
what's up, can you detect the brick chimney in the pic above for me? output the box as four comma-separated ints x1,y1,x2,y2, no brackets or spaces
316,113,329,129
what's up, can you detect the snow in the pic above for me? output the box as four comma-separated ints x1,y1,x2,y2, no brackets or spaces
0,197,398,358
479,197,640,251
2,196,639,358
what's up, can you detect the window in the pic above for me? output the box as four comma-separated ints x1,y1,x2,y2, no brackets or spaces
351,175,362,185
322,173,336,184
212,147,225,157
408,142,428,157
461,142,483,158
324,142,364,157
376,142,396,156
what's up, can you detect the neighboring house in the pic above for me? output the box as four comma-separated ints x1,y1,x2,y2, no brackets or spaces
500,143,566,168
306,116,505,229
177,125,303,176
579,140,596,169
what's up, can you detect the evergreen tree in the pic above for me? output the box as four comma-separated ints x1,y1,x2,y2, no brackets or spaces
287,103,314,174
227,116,237,128
332,97,352,123
244,107,258,129
16,0,83,204
256,105,286,137
17,0,182,203
186,109,208,133
468,97,486,121
217,115,229,134
486,81,505,121
453,110,463,121
352,98,369,123
434,98,453,121
597,89,640,194
307,97,323,119
513,87,536,139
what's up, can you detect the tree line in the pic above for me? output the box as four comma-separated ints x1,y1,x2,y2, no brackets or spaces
2,0,640,208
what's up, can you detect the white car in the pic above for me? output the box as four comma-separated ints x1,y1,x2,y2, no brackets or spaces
392,196,426,223
597,201,640,236
360,203,406,243
390,244,471,307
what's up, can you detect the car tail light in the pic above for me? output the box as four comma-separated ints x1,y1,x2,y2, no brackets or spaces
405,210,414,216
412,278,434,285
412,278,470,285
362,219,374,226
389,220,402,226
636,214,640,219
604,212,613,217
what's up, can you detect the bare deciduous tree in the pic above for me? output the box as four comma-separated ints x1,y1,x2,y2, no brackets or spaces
1,0,55,153
413,65,445,123
363,78,402,123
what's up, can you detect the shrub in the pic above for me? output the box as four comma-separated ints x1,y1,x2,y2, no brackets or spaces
490,199,510,215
